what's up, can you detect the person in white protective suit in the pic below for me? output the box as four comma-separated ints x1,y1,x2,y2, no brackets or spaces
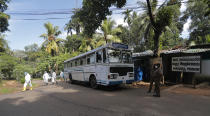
22,72,32,91
51,71,57,84
43,71,50,85
60,71,65,81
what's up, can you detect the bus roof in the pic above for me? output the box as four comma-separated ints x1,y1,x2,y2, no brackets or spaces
64,43,130,63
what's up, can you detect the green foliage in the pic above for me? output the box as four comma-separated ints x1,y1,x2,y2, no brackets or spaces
0,88,16,94
64,35,82,53
0,0,10,33
12,64,35,81
24,43,39,52
0,53,18,79
20,77,25,84
182,0,210,44
65,10,82,35
40,22,63,56
101,18,121,44
204,0,210,16
0,34,9,52
36,53,72,74
156,6,174,31
77,0,126,37
206,35,210,43
122,9,133,26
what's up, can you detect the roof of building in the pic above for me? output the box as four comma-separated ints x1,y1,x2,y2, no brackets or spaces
133,47,210,58
190,44,210,49
133,50,154,57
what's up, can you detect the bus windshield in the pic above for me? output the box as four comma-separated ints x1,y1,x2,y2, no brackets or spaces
121,51,132,63
108,49,121,63
108,48,132,63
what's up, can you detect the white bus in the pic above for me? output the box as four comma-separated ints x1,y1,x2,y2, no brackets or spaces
64,43,134,88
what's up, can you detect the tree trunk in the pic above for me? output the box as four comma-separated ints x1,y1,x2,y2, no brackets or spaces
153,31,161,57
104,35,108,44
76,25,80,35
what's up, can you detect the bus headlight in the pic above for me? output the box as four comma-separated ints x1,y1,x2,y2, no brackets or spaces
128,72,134,77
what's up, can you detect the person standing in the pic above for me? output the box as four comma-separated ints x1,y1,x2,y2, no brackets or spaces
60,71,64,81
43,71,50,85
22,72,32,91
137,66,143,81
52,71,57,84
148,65,155,93
148,63,163,97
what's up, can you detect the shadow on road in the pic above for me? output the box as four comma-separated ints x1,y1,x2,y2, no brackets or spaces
55,81,133,92
1,80,210,116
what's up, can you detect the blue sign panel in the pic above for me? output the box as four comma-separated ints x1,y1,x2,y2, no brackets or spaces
112,43,128,49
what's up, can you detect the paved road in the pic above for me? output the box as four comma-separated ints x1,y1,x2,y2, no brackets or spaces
0,81,210,116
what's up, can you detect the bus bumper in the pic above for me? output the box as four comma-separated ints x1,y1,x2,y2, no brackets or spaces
108,80,134,85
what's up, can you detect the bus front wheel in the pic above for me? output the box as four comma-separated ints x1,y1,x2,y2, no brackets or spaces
89,76,98,89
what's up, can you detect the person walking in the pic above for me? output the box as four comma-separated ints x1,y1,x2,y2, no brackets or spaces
22,72,32,91
60,71,64,81
52,71,57,84
43,71,50,85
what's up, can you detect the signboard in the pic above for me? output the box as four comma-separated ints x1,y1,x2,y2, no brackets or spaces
172,56,201,73
112,43,128,49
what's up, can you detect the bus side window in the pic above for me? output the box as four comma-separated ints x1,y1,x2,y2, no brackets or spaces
75,60,77,66
83,57,86,65
68,62,71,67
103,49,107,63
96,51,102,63
87,57,90,64
90,54,95,64
80,59,83,65
71,62,73,67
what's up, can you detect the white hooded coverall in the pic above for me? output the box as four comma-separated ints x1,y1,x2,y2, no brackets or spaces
43,73,50,84
24,73,32,88
52,72,56,83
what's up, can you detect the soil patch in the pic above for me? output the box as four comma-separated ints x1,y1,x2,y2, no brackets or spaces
170,86,210,97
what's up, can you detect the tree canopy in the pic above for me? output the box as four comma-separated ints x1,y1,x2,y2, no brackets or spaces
0,0,10,33
182,0,210,44
76,0,126,37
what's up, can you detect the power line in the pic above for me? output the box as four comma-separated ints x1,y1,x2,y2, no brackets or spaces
11,17,70,21
7,0,194,21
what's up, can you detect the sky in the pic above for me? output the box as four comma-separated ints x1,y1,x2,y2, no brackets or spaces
5,0,189,50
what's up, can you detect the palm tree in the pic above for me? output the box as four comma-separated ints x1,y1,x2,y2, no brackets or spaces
101,18,121,44
40,22,63,56
122,9,133,27
136,0,181,54
65,9,82,36
64,20,73,36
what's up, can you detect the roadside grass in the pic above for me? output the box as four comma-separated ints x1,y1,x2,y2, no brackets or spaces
0,88,16,94
32,83,38,88
0,78,46,95
0,80,19,94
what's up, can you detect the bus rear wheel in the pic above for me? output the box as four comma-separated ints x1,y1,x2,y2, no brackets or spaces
90,76,98,89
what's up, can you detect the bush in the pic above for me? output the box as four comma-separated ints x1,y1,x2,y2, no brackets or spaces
0,54,18,79
20,77,25,84
12,64,35,82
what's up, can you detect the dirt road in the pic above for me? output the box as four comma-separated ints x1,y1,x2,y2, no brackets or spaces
0,81,210,116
